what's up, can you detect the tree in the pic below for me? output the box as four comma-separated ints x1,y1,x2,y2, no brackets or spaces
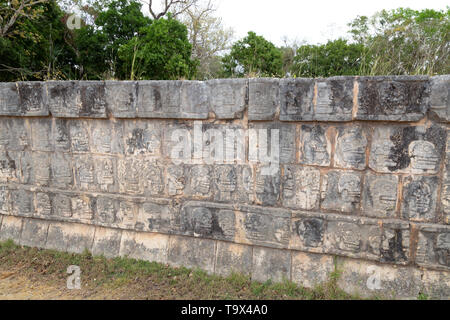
291,39,367,78
0,0,49,37
0,0,76,81
118,15,197,80
179,0,233,79
348,7,450,75
222,31,283,78
145,0,198,20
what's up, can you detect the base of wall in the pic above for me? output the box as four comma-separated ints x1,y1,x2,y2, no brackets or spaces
0,215,448,299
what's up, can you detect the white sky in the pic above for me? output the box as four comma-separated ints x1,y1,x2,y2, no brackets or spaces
213,0,449,46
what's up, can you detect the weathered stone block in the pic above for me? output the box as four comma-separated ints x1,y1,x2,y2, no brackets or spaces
442,134,450,224
334,125,368,170
0,216,22,242
124,120,161,156
291,252,334,288
163,123,193,163
370,124,446,174
47,81,80,117
321,170,362,213
51,153,73,189
180,202,235,241
18,82,49,116
95,196,118,226
212,165,254,204
0,82,20,115
79,81,107,118
105,81,137,118
356,76,430,121
282,165,320,210
135,199,175,234
379,221,410,264
20,219,49,248
208,79,247,119
71,195,95,222
34,193,52,218
402,175,439,222
32,152,51,186
46,222,95,253
74,155,95,191
166,165,188,197
118,157,144,195
314,77,354,121
120,231,169,264
429,75,450,122
10,189,34,217
237,205,290,249
53,193,73,218
298,124,332,167
143,163,164,197
362,172,399,218
168,236,216,274
0,186,10,215
248,78,279,120
0,118,30,151
249,122,296,164
254,165,281,207
31,118,53,151
0,150,19,183
137,81,209,119
52,119,71,151
415,224,449,271
91,120,125,154
214,241,252,277
92,227,122,258
69,120,90,152
94,156,117,193
280,78,314,121
252,247,291,283
116,199,138,230
185,165,213,199
290,211,327,252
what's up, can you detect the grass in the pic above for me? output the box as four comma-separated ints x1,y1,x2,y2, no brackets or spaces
0,240,361,300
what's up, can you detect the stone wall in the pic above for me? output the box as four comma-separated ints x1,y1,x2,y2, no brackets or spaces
0,76,449,299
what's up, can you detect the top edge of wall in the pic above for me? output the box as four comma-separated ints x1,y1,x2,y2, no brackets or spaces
0,75,448,123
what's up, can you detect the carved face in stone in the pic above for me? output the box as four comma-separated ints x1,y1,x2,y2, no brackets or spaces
217,167,236,193
93,127,111,152
215,85,234,106
283,167,295,199
337,128,367,167
296,219,324,248
371,139,396,168
168,166,185,196
72,197,93,220
409,141,439,171
117,202,135,227
146,166,163,195
36,193,51,216
192,207,213,235
408,181,432,215
98,199,116,224
71,126,89,151
55,196,72,217
304,131,328,164
370,179,397,212
191,166,210,195
242,167,253,193
436,233,450,267
338,174,361,203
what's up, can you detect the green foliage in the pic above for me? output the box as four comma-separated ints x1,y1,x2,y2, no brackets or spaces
348,7,450,75
0,0,76,81
291,39,367,78
222,31,283,78
118,15,197,80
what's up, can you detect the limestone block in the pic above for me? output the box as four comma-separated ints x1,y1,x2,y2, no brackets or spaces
92,227,122,258
90,120,125,154
53,119,71,152
0,215,22,242
252,247,291,283
379,220,410,265
74,155,95,191
69,120,90,153
115,199,138,230
53,193,73,219
120,230,169,264
212,165,255,204
137,81,209,119
248,78,279,120
17,82,49,116
124,120,161,156
291,252,334,288
46,222,95,253
282,165,321,210
79,81,107,118
50,153,73,189
321,170,362,213
184,165,213,200
208,79,247,119
429,75,450,122
442,134,450,224
214,241,252,277
93,156,118,193
31,152,51,187
298,124,332,167
314,77,354,121
280,78,314,121
180,201,235,241
168,236,216,273
118,157,144,195
105,81,137,118
254,165,281,207
0,150,20,183
356,76,430,121
20,219,49,248
334,125,368,170
135,199,175,234
47,81,80,117
362,172,399,218
0,118,30,151
95,196,119,227
142,162,165,197
35,192,52,217
0,82,20,115
31,118,53,151
401,175,439,222
10,188,34,217
71,194,95,223
415,224,449,271
290,211,327,252
0,186,10,215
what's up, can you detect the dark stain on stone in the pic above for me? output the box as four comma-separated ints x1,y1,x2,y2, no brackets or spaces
295,218,324,248
126,128,145,154
18,82,42,113
388,127,416,171
80,83,106,116
329,79,353,110
153,89,162,111
380,229,407,263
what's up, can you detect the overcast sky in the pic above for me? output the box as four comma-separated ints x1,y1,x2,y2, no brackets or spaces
213,0,449,46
